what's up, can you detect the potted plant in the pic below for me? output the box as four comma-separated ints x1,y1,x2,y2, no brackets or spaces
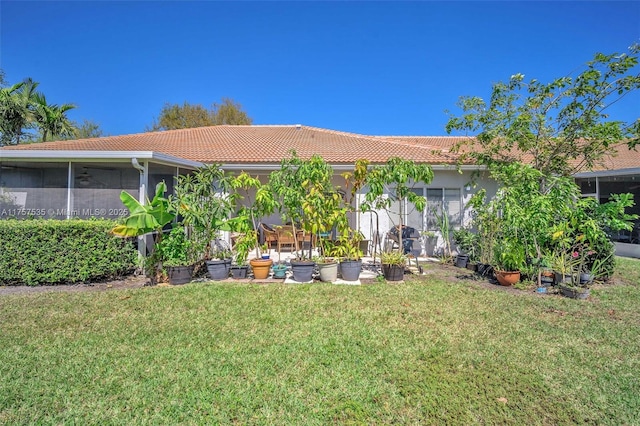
111,181,176,285
334,231,364,282
314,239,340,282
230,230,254,279
269,153,345,282
156,225,196,285
453,228,479,269
380,250,407,281
493,240,525,286
171,164,235,280
265,227,288,279
466,189,501,277
229,172,278,280
554,243,593,299
206,245,233,280
536,256,555,287
421,230,438,257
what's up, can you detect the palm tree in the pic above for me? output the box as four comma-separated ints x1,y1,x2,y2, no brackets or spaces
33,92,77,141
0,79,40,145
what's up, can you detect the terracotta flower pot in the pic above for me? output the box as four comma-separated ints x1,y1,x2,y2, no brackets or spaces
495,270,520,286
250,258,273,280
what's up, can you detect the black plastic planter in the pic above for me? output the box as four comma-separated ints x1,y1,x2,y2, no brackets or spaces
339,259,362,282
291,260,315,282
455,254,469,268
230,265,249,279
167,265,194,285
206,259,232,280
382,263,404,281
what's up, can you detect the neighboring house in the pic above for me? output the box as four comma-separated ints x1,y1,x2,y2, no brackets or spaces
1,125,639,256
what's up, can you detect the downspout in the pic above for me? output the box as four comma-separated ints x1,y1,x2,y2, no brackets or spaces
131,158,147,205
131,158,148,257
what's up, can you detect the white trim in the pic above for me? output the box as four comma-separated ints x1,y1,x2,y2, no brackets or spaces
1,151,485,172
0,150,203,169
574,167,640,178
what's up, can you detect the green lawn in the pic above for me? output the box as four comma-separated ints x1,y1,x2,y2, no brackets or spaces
1,258,639,425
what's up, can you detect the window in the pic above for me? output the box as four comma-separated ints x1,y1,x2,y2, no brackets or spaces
404,187,461,231
425,188,462,230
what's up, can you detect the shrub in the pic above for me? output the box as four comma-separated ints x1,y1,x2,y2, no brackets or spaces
0,219,137,286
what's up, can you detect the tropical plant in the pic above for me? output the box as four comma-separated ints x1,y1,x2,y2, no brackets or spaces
269,152,344,260
466,189,498,265
493,239,526,272
0,77,79,145
380,250,407,266
0,79,38,145
333,231,364,261
361,157,434,252
229,172,277,259
548,193,637,280
453,228,479,262
156,225,195,267
111,181,176,282
231,231,256,266
446,44,640,177
111,181,175,239
171,164,235,261
32,92,77,141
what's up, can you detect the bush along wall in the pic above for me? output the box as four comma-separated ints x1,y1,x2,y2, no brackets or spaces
0,219,137,286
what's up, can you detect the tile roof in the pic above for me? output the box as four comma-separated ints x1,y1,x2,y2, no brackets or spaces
1,125,466,165
2,125,639,172
590,142,640,171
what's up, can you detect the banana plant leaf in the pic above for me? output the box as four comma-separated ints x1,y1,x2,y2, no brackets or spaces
111,182,175,237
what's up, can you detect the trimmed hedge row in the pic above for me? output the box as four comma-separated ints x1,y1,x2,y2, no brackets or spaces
0,219,137,286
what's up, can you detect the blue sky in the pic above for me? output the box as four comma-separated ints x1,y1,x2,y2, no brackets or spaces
1,1,639,137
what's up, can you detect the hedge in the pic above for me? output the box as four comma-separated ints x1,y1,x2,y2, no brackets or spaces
0,219,138,286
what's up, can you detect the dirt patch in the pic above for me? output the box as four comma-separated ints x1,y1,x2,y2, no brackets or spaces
0,261,619,297
0,274,148,296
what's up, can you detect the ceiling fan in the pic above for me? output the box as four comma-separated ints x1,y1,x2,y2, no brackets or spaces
76,168,92,186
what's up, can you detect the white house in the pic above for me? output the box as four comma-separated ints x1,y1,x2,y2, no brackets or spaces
1,124,638,256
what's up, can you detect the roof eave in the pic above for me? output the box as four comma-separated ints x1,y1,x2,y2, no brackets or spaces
0,150,203,169
574,167,640,178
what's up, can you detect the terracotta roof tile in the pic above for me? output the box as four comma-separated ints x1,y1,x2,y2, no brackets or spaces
1,125,468,165
3,125,639,172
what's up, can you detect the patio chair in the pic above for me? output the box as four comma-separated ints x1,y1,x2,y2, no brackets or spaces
259,223,278,249
276,225,297,252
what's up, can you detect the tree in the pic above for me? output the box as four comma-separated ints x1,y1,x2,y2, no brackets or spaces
73,119,104,139
147,98,252,131
360,157,434,253
148,102,214,131
211,97,252,125
0,75,79,146
33,92,77,141
446,44,640,178
0,78,39,145
43,119,105,141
